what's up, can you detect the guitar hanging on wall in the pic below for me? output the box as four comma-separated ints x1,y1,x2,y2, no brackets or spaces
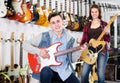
18,0,33,23
35,0,47,25
19,33,24,68
9,0,24,20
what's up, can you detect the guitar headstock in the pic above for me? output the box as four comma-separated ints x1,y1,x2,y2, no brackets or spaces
109,13,119,25
21,32,24,42
10,32,14,42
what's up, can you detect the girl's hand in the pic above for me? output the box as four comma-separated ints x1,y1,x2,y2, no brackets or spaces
80,42,88,51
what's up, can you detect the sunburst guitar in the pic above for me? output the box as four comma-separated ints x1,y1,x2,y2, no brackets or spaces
40,8,51,27
80,13,119,64
35,6,47,25
18,1,33,23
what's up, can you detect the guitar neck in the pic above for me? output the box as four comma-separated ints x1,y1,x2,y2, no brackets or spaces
97,13,118,41
19,33,24,68
10,32,14,69
19,42,23,68
77,0,79,16
55,46,81,56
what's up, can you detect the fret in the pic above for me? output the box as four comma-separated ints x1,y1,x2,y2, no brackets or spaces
55,0,58,12
19,33,24,68
69,0,71,14
65,0,67,12
49,0,52,10
84,0,87,17
37,0,40,7
44,0,46,9
80,0,82,16
76,0,79,16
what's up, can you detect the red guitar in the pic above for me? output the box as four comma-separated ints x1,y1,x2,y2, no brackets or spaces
28,42,81,73
9,0,24,20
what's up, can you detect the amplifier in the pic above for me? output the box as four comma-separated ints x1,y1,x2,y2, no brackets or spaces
115,65,120,81
105,64,115,81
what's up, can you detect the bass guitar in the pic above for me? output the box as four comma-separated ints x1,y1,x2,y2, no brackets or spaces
80,13,119,64
28,42,81,73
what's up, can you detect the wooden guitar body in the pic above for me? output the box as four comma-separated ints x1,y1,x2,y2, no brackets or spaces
35,7,47,25
35,14,47,25
19,2,33,23
40,20,50,27
40,9,50,27
72,22,80,31
80,39,106,64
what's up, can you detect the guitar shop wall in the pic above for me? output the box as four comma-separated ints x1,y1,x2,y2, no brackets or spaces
0,0,120,81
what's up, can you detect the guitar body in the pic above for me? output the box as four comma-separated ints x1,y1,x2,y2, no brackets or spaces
35,14,47,25
72,22,80,31
40,9,50,27
28,42,62,73
80,39,106,64
0,0,7,17
40,20,49,27
66,13,73,30
9,0,24,20
35,7,47,25
5,0,15,17
19,2,33,23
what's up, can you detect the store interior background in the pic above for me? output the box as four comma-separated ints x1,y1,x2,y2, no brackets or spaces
0,0,120,82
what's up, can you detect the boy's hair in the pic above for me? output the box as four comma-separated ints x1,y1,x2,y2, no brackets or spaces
48,12,62,22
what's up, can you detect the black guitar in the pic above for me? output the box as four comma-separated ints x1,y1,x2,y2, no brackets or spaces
5,0,15,17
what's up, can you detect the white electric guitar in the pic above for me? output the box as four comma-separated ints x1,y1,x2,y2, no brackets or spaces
0,0,7,17
28,42,81,73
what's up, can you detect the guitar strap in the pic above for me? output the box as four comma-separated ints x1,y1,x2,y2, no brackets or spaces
38,32,51,48
66,37,76,74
